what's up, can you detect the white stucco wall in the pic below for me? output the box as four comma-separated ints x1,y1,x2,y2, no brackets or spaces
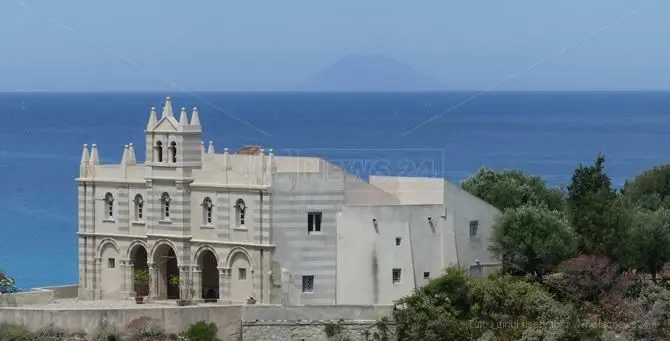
336,205,451,305
443,181,501,269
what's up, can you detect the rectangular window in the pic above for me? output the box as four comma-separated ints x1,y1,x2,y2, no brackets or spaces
395,237,401,246
392,268,401,284
424,272,430,279
302,275,314,293
307,212,322,234
239,268,247,280
108,258,115,269
137,205,143,220
469,220,479,238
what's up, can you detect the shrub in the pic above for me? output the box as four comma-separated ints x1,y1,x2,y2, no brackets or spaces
33,324,68,341
550,255,628,302
91,324,121,341
624,283,670,340
0,323,33,341
126,317,165,341
185,321,217,341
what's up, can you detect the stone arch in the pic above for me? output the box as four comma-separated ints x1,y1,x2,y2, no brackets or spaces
194,245,220,266
126,240,149,260
97,239,121,300
225,247,252,268
96,238,120,259
127,241,149,296
226,247,253,303
195,245,220,301
151,240,180,300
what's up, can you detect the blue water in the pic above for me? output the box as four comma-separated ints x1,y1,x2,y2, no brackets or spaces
2,91,670,289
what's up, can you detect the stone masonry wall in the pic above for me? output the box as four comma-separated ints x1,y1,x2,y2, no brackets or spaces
241,320,396,341
0,304,393,339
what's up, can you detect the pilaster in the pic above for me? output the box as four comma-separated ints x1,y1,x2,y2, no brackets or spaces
94,258,102,300
148,262,158,300
178,265,191,300
122,260,135,299
192,266,202,302
218,267,231,304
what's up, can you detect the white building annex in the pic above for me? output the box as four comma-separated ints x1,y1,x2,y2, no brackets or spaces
76,97,501,305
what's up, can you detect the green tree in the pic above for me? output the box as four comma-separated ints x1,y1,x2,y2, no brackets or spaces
392,267,598,341
490,204,578,278
622,164,670,210
460,168,565,212
567,154,628,256
0,269,18,294
624,208,670,281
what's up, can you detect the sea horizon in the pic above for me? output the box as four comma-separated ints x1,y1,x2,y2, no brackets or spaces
2,90,670,289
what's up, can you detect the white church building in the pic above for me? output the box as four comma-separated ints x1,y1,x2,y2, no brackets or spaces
76,97,501,305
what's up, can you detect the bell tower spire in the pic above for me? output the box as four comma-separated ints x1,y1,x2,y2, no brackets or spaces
146,107,157,130
161,96,174,119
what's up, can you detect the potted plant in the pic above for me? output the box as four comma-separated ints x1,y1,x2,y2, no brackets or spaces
170,274,192,306
133,269,150,304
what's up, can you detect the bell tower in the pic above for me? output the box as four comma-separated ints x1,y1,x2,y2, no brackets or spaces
144,96,202,174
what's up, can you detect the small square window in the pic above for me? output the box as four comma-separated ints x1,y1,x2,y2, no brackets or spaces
392,268,401,284
424,272,430,279
239,268,247,280
107,258,115,269
308,212,322,234
395,237,401,246
469,220,479,238
302,275,314,293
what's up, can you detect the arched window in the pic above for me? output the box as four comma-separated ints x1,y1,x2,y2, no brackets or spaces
161,192,171,220
134,194,144,220
170,141,177,163
156,141,163,162
203,197,213,224
104,193,114,218
235,199,246,227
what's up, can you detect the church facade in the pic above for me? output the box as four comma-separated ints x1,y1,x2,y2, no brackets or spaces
76,97,501,305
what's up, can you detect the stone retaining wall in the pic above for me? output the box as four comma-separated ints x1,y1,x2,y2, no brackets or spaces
0,304,393,340
0,290,54,307
241,320,396,341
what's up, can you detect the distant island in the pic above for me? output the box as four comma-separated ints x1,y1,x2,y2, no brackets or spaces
299,54,446,91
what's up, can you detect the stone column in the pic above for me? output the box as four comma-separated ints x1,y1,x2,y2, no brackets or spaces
148,262,158,300
179,266,190,300
192,266,202,302
218,267,231,303
94,258,102,300
125,260,135,298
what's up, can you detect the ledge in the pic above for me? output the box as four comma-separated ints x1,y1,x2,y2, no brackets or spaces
189,183,272,191
158,219,173,225
200,225,215,229
102,219,116,223
131,221,146,226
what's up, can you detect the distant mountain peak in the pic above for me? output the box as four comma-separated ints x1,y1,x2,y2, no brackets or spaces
300,54,445,91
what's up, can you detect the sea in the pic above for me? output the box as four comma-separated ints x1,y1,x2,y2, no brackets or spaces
1,91,670,290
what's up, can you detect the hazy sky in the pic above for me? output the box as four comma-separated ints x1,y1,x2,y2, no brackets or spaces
1,0,669,91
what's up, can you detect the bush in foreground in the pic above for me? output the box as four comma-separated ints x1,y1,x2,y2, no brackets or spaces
184,321,216,341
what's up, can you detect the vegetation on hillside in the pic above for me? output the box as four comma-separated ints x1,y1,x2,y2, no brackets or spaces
381,154,670,340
